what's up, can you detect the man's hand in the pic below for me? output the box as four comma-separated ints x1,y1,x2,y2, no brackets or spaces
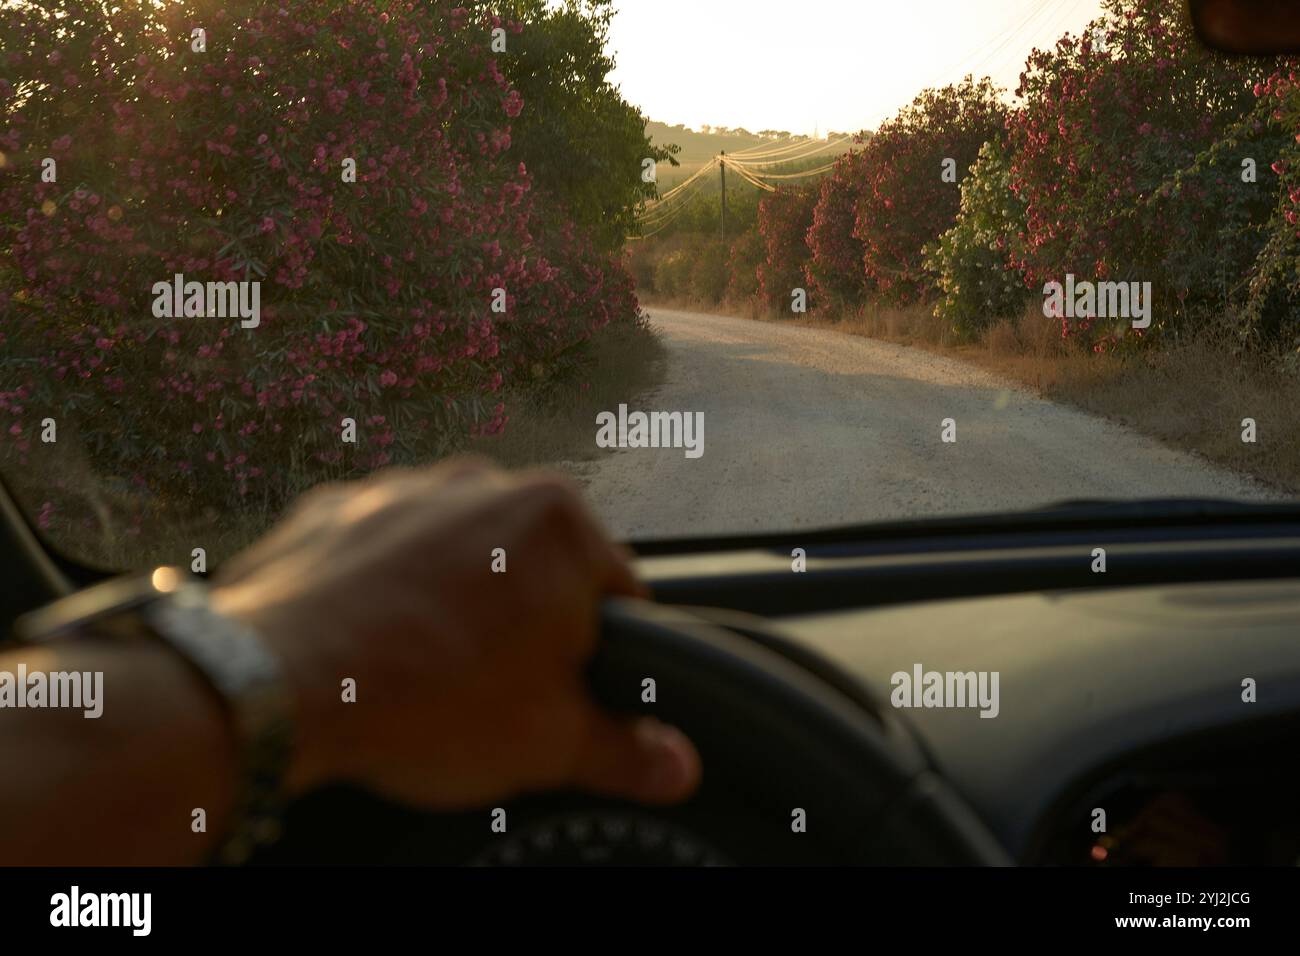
210,458,702,810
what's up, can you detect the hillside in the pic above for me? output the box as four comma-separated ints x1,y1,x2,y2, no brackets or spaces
645,120,858,190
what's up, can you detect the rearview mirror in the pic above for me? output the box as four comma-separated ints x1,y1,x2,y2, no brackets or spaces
1189,0,1300,55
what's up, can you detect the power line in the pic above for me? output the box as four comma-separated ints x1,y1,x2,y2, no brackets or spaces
735,133,855,161
628,187,708,238
723,136,831,162
651,158,717,203
728,134,802,157
723,160,776,192
932,0,1057,81
745,160,840,180
635,162,716,225
644,157,718,207
965,0,1074,79
637,185,706,226
725,136,854,168
637,184,706,226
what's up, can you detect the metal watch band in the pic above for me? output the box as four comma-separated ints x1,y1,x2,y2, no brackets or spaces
142,579,296,865
16,568,296,865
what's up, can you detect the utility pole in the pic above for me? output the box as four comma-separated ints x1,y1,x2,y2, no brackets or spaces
719,151,727,245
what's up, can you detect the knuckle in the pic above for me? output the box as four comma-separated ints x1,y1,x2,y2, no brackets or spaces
509,477,587,549
523,472,584,511
438,454,494,477
295,481,348,513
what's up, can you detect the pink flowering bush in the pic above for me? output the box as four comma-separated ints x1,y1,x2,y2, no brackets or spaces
0,0,639,510
852,77,1007,305
1229,67,1300,351
805,148,871,310
1007,0,1273,347
755,183,818,311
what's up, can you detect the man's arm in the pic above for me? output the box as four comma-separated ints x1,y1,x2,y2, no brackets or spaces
0,640,240,865
0,459,701,865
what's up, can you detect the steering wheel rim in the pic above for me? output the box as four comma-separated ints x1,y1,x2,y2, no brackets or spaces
589,597,1012,865
257,597,1012,865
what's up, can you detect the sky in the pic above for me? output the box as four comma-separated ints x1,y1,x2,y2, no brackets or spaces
607,0,1108,136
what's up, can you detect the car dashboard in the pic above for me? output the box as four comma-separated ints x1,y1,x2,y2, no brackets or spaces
7,480,1300,866
772,578,1300,865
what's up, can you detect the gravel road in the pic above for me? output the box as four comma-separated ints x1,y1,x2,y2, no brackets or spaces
569,307,1278,539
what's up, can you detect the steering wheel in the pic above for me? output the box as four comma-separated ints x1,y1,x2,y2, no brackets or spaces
585,598,1010,865
260,598,1010,865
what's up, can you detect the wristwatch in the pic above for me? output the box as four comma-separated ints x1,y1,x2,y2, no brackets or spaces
13,567,295,865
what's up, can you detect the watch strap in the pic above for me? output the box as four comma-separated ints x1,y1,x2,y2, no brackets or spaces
16,568,296,865
142,581,295,865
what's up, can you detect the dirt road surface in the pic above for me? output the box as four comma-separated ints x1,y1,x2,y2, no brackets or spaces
569,307,1279,539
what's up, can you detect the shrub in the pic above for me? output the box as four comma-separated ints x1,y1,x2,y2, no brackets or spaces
652,245,695,299
1232,68,1300,352
625,239,659,295
0,0,640,511
724,228,764,306
755,183,817,311
688,239,730,304
1007,0,1273,347
852,76,1007,305
805,149,871,311
925,140,1032,338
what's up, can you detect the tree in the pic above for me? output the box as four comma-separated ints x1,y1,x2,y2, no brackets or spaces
486,0,676,250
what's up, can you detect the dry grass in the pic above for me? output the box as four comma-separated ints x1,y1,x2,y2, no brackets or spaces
466,317,667,469
638,293,755,319
1042,337,1300,494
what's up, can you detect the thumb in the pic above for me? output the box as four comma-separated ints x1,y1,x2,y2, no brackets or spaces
568,710,702,805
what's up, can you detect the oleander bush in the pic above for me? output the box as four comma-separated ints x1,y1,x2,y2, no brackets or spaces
851,76,1007,306
1231,67,1300,354
755,182,817,311
0,0,644,513
805,149,871,310
1006,0,1279,348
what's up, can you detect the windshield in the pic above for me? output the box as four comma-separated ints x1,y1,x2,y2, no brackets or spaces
2,0,1298,572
